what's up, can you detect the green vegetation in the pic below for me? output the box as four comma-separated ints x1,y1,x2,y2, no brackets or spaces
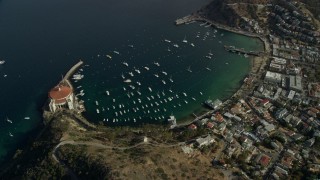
304,0,320,20
58,145,112,179
0,115,67,179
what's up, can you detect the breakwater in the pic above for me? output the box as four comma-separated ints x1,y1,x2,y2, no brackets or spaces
175,14,269,53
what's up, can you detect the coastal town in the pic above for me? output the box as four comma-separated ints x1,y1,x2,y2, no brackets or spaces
170,0,320,179
1,0,320,179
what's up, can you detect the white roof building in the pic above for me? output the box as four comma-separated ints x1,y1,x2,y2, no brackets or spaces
265,71,282,83
289,75,302,91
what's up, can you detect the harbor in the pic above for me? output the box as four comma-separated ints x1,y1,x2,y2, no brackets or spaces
175,14,268,52
0,0,264,164
69,22,263,126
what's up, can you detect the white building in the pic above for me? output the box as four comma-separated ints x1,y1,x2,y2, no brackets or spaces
265,71,282,83
48,81,75,112
289,75,302,91
195,135,215,147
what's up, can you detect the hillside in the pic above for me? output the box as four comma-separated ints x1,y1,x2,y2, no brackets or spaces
0,110,226,179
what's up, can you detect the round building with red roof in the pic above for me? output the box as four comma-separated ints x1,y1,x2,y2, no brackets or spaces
48,82,75,112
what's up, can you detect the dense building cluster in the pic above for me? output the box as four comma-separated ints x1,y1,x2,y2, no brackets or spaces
269,1,320,44
176,1,320,179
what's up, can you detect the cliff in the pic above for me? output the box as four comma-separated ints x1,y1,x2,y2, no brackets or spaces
198,0,271,28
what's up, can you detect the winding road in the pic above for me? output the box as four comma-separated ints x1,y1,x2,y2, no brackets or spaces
52,137,185,179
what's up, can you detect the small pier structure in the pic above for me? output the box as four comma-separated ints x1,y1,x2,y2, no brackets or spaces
64,60,84,80
175,15,201,25
224,45,264,57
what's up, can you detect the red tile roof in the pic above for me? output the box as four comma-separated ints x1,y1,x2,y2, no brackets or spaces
207,122,214,129
49,85,72,104
188,124,197,130
260,155,271,167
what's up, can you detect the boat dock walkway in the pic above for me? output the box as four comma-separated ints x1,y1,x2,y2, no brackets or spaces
224,45,264,56
175,14,269,53
64,60,84,81
175,15,202,25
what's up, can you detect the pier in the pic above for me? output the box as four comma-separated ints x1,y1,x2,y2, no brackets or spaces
175,14,268,53
64,60,84,81
175,15,202,25
224,45,264,57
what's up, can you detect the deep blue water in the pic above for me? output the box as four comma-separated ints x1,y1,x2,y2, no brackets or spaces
0,0,263,162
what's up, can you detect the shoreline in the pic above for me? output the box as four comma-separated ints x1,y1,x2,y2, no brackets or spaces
58,15,269,129
174,14,269,127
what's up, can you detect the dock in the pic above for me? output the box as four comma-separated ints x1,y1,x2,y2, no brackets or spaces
175,15,202,25
64,60,84,81
224,45,264,56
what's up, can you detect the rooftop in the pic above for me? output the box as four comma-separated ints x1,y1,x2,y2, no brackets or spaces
49,85,72,104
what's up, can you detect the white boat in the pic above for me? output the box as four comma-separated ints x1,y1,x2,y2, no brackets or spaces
190,43,195,47
95,101,99,106
134,68,140,74
24,117,30,120
96,109,100,114
9,132,13,137
154,74,159,78
113,51,120,54
72,74,84,80
183,92,187,97
208,50,214,56
148,87,152,92
122,62,129,66
200,22,207,26
162,71,167,76
154,62,160,66
144,66,150,71
200,92,203,95
106,55,112,59
129,72,134,77
0,60,5,65
6,117,12,123
121,73,125,79
164,39,171,43
206,67,212,71
182,36,188,43
167,47,171,52
162,80,166,85
128,44,134,48
173,44,179,48
124,79,131,83
192,97,196,101
205,55,212,59
169,76,173,83
136,81,141,86
129,85,135,90
123,87,126,91
106,91,110,95
187,66,192,73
